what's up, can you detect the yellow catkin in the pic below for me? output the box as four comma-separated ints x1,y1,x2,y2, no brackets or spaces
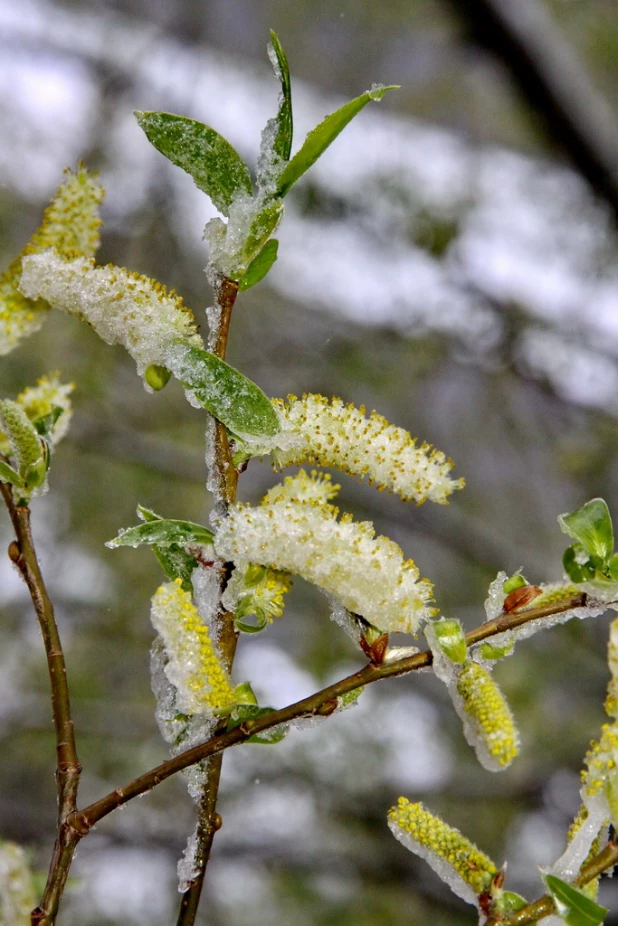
456,663,519,768
388,798,497,897
151,579,235,714
254,394,464,505
0,166,104,355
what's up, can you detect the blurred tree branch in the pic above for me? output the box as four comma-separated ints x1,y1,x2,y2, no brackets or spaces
443,0,618,223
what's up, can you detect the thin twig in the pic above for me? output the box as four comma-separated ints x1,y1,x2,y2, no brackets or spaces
484,839,618,925
71,593,589,829
0,485,82,926
176,275,240,924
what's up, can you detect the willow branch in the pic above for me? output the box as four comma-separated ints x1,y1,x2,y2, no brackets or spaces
485,838,618,925
71,593,588,830
176,275,240,925
0,485,82,926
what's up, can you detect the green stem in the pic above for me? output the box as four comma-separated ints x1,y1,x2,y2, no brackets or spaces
0,486,82,926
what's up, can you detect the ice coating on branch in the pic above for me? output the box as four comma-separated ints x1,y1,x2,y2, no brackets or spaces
150,579,235,715
0,166,104,355
19,250,203,385
550,798,609,885
191,561,224,643
426,623,519,771
241,394,464,504
484,571,508,620
324,592,362,645
215,493,436,634
0,841,37,925
0,373,74,456
388,797,497,907
177,825,201,893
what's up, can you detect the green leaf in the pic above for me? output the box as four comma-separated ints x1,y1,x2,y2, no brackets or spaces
173,345,279,438
106,519,214,549
563,544,596,583
136,505,200,590
276,84,399,197
241,201,283,266
432,619,467,664
268,30,293,162
239,239,279,291
559,499,614,562
233,682,258,706
135,112,253,216
0,460,23,488
227,704,288,744
607,553,618,581
477,639,515,661
496,891,528,914
33,406,63,439
544,874,608,926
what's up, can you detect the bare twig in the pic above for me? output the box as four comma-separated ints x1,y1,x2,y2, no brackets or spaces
0,486,82,926
71,593,588,829
443,0,618,222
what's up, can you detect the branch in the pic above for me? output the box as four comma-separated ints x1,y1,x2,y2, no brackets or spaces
0,485,82,926
485,838,618,925
70,593,588,830
443,0,618,223
176,275,240,924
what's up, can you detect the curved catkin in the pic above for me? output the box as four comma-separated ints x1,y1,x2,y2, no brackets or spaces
264,394,464,504
456,662,519,769
0,166,104,355
150,579,235,715
387,797,497,905
215,499,436,634
19,251,203,382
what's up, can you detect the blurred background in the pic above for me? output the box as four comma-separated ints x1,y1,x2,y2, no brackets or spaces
2,0,618,923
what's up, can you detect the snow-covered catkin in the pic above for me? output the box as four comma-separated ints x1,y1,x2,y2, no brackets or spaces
215,493,436,634
19,251,203,383
388,797,497,906
456,662,519,769
0,373,74,455
0,166,103,355
0,841,37,926
253,394,464,504
150,579,235,715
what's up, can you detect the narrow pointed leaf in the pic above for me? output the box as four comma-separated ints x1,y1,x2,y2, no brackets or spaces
107,519,214,549
241,201,283,266
173,345,279,438
239,239,279,291
276,84,398,197
544,875,608,926
268,30,293,161
559,499,614,562
0,460,23,487
135,112,253,216
135,505,199,590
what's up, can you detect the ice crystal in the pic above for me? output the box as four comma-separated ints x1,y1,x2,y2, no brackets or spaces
215,498,436,634
177,825,200,893
0,166,104,356
0,841,37,926
388,797,497,906
19,250,203,385
150,579,235,715
243,394,464,504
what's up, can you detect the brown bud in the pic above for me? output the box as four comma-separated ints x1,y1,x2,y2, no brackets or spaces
502,585,542,613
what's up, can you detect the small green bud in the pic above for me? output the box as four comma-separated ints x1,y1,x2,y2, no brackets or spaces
477,639,514,661
502,573,527,594
433,619,467,664
144,364,171,391
233,682,258,706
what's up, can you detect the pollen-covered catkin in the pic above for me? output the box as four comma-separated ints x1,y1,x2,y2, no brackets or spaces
456,662,519,769
0,166,104,355
388,797,497,905
251,394,464,504
150,579,235,715
19,251,203,382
